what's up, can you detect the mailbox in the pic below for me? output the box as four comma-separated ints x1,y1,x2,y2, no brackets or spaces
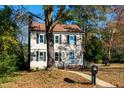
91,65,98,85
91,65,98,75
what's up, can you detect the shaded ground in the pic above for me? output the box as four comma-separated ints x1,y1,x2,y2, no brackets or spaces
82,65,124,88
0,70,96,88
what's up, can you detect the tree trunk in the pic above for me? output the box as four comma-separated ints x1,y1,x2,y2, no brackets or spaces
107,29,114,66
46,32,55,69
44,6,65,69
19,43,26,70
28,15,33,70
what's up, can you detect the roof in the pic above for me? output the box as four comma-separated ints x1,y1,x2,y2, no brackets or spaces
31,22,82,33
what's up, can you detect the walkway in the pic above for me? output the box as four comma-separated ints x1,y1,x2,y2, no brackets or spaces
67,70,116,88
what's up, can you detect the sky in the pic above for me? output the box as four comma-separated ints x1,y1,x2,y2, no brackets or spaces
26,5,43,14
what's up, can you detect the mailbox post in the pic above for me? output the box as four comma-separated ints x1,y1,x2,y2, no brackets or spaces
91,65,98,85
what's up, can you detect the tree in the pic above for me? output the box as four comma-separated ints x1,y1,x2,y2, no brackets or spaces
0,6,19,74
28,15,33,70
0,6,19,54
100,6,118,65
85,36,103,63
44,6,66,69
13,6,29,70
73,6,109,65
101,5,124,64
0,5,29,72
114,5,124,31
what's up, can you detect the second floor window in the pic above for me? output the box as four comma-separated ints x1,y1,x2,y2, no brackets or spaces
69,35,75,45
55,35,59,43
54,35,61,44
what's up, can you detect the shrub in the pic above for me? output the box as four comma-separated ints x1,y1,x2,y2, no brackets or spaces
98,59,103,64
0,53,17,76
84,36,103,63
111,47,124,63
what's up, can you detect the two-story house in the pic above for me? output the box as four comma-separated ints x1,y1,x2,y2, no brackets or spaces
30,22,84,69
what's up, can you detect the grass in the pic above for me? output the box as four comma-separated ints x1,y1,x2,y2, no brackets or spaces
0,69,96,88
0,73,17,85
0,76,12,84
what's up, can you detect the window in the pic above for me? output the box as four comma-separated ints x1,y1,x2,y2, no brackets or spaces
55,35,59,43
69,52,75,59
31,52,36,61
39,52,44,61
40,35,44,43
69,52,75,63
69,35,75,45
55,52,59,61
39,51,46,61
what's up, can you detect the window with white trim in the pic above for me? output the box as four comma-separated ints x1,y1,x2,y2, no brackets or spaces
54,35,60,44
69,52,75,63
39,34,44,43
39,51,46,61
69,35,75,45
39,52,44,61
31,51,36,61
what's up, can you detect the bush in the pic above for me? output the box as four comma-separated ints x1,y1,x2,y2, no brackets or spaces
111,47,124,63
84,36,103,63
98,59,103,64
0,53,17,76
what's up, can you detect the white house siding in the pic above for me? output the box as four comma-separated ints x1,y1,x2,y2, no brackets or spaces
30,31,84,69
30,32,47,69
30,49,47,69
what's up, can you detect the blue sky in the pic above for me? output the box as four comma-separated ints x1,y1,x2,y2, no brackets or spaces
0,5,114,23
25,5,43,15
0,5,43,14
25,5,44,22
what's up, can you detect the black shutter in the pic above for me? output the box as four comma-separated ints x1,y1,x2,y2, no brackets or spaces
75,35,76,45
67,35,69,44
60,34,61,44
44,52,46,61
44,34,46,44
53,34,54,44
36,33,39,44
36,51,38,61
59,52,61,61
